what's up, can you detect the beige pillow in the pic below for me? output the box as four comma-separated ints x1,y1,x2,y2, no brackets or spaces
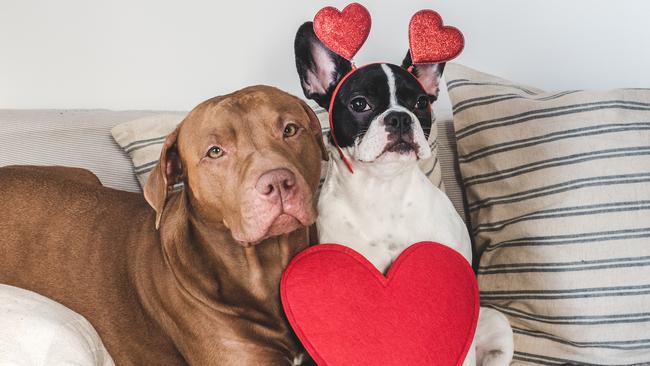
446,63,650,364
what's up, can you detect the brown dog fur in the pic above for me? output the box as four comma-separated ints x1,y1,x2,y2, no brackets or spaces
0,86,325,365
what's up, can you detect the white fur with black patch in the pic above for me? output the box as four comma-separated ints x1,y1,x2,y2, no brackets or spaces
350,65,431,164
316,66,514,366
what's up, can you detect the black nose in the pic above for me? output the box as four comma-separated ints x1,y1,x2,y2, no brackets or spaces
384,111,413,134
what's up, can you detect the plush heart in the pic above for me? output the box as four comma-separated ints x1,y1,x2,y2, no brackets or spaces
409,10,465,64
281,242,479,366
313,3,371,61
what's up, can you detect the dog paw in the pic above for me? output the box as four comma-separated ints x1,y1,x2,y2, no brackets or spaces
478,349,510,366
475,307,514,366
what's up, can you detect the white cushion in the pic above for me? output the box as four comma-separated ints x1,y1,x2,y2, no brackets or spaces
0,284,114,366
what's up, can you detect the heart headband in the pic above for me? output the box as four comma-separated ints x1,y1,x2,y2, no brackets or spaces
313,3,464,64
312,3,465,172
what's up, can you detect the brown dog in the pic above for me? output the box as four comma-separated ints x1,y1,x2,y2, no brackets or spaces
0,85,326,365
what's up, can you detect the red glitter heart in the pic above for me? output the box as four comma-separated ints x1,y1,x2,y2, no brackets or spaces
313,3,371,61
409,10,465,64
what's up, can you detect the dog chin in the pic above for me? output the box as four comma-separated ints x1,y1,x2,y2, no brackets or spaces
372,141,421,163
265,214,303,237
374,150,418,163
234,213,310,246
356,138,429,164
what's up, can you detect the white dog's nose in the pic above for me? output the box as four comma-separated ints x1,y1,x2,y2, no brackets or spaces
384,111,412,133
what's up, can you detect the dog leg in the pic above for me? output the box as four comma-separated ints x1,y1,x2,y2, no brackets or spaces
475,307,514,366
462,339,476,366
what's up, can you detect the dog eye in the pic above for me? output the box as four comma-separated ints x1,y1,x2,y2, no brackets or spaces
350,97,371,112
283,123,299,138
415,96,429,110
207,146,224,159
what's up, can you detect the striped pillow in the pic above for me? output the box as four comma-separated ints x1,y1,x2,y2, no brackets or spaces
446,63,650,365
110,102,444,191
111,113,186,188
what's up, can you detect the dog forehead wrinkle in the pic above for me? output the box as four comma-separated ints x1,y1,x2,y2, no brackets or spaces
178,109,225,160
208,107,239,142
275,104,307,129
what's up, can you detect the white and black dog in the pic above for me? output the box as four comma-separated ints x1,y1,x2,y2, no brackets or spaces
295,22,514,366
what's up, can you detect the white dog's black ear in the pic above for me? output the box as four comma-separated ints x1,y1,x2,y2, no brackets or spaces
401,51,445,101
295,22,352,109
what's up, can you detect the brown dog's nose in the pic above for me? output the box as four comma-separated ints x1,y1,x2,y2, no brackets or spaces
255,168,296,199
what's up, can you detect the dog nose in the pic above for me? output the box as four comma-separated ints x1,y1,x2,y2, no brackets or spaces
384,111,412,133
255,168,296,199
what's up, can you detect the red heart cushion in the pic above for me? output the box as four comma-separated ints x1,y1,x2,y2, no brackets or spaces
409,10,465,64
313,3,371,61
281,242,479,366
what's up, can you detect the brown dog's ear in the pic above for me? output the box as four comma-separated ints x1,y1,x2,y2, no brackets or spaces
299,100,329,161
144,124,184,229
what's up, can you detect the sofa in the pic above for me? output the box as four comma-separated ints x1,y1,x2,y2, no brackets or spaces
0,105,467,365
2,63,649,365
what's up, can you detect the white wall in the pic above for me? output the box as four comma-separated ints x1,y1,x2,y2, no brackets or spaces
2,0,649,111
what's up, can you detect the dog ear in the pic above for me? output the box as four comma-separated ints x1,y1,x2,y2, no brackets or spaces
295,21,352,109
144,124,184,229
298,99,329,161
401,51,445,101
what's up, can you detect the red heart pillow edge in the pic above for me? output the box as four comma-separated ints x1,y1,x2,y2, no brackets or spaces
281,241,479,366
